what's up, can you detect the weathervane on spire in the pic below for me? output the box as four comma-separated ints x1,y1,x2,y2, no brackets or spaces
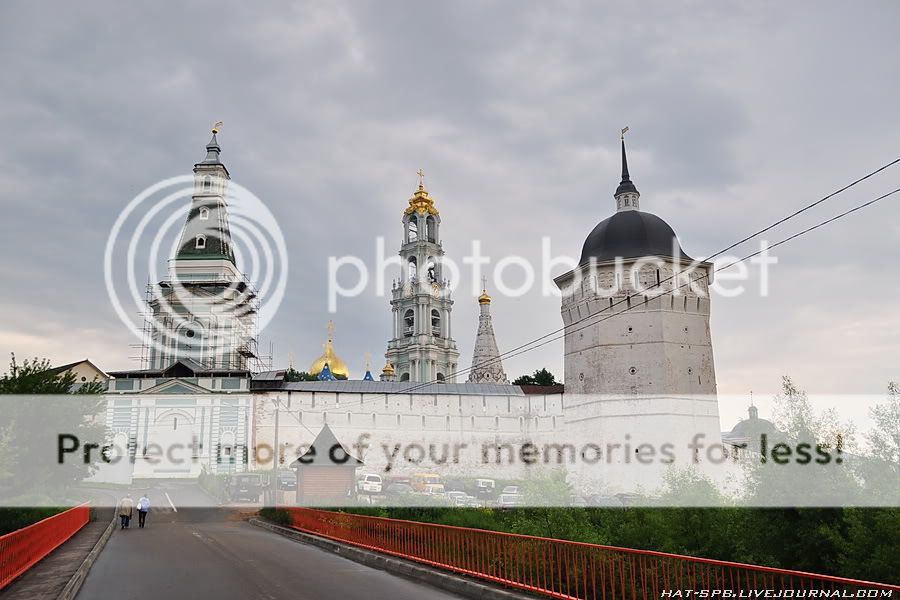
212,120,223,134
621,125,629,140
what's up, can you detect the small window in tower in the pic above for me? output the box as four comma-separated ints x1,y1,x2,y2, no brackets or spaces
408,218,418,242
173,417,178,430
195,235,206,249
199,207,210,220
203,176,211,191
629,367,637,375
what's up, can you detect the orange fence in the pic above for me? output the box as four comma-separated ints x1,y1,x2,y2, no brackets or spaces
285,507,899,599
0,504,90,590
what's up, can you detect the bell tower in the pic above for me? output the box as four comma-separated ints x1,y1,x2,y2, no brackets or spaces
385,171,459,382
145,124,258,372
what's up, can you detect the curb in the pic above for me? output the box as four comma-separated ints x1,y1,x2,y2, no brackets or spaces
57,511,117,600
249,518,535,600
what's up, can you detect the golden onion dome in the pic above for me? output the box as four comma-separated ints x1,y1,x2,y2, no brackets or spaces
404,168,439,216
478,289,492,304
382,361,395,375
309,321,350,379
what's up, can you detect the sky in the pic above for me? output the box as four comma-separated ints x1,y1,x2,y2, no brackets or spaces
0,1,898,432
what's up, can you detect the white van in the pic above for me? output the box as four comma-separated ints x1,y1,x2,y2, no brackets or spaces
357,473,383,494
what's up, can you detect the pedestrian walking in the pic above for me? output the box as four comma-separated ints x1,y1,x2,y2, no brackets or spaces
137,494,150,528
118,494,134,529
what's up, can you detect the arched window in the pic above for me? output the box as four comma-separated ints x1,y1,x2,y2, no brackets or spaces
199,207,210,220
436,373,445,382
202,176,211,191
403,310,415,337
426,216,436,242
400,373,410,382
407,218,418,242
407,257,417,281
426,257,437,282
431,309,441,336
195,235,206,249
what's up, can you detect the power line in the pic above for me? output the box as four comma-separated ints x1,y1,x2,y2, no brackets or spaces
269,159,900,417
406,157,900,391
371,182,900,400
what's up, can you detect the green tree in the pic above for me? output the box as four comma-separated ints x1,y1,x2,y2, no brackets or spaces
867,382,900,471
283,368,318,382
513,368,557,386
0,355,104,503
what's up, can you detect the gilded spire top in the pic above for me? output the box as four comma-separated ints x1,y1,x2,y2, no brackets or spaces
478,276,492,304
405,168,439,216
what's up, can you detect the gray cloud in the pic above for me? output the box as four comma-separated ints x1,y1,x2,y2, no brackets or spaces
1,1,898,432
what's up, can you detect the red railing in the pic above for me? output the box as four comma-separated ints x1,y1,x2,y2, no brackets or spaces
284,508,899,599
0,504,90,590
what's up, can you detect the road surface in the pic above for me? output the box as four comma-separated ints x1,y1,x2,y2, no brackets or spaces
78,481,464,600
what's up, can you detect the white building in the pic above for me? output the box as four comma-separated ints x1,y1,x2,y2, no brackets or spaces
103,128,254,479
99,129,723,493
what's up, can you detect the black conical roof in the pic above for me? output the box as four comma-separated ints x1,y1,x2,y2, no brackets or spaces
291,424,363,467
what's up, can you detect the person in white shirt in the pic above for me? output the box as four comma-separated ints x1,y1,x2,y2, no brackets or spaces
136,495,150,528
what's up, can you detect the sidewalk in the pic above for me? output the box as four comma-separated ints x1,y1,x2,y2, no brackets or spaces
0,508,114,600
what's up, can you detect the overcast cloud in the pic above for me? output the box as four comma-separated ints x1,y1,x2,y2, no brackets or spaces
1,1,898,430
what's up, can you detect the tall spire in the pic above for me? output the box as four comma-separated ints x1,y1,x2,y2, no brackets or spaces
201,121,224,165
614,126,640,211
467,281,508,384
176,125,236,265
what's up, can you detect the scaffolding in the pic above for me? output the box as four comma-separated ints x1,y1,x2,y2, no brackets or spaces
131,273,272,374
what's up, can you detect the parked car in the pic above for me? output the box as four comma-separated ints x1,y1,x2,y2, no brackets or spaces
384,483,414,496
226,473,266,502
357,473,383,494
496,493,525,508
474,478,495,498
446,491,469,506
277,470,297,490
500,485,520,495
411,473,444,494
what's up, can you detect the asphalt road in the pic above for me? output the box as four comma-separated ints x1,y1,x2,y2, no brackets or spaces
77,481,464,600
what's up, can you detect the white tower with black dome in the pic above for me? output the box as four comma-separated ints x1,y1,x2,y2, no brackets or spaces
554,131,718,397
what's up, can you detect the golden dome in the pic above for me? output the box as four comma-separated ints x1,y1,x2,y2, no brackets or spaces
478,289,492,304
382,362,395,375
309,321,350,379
404,168,439,216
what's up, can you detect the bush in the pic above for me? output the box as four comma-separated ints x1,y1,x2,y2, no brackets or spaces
0,507,67,535
259,507,292,528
